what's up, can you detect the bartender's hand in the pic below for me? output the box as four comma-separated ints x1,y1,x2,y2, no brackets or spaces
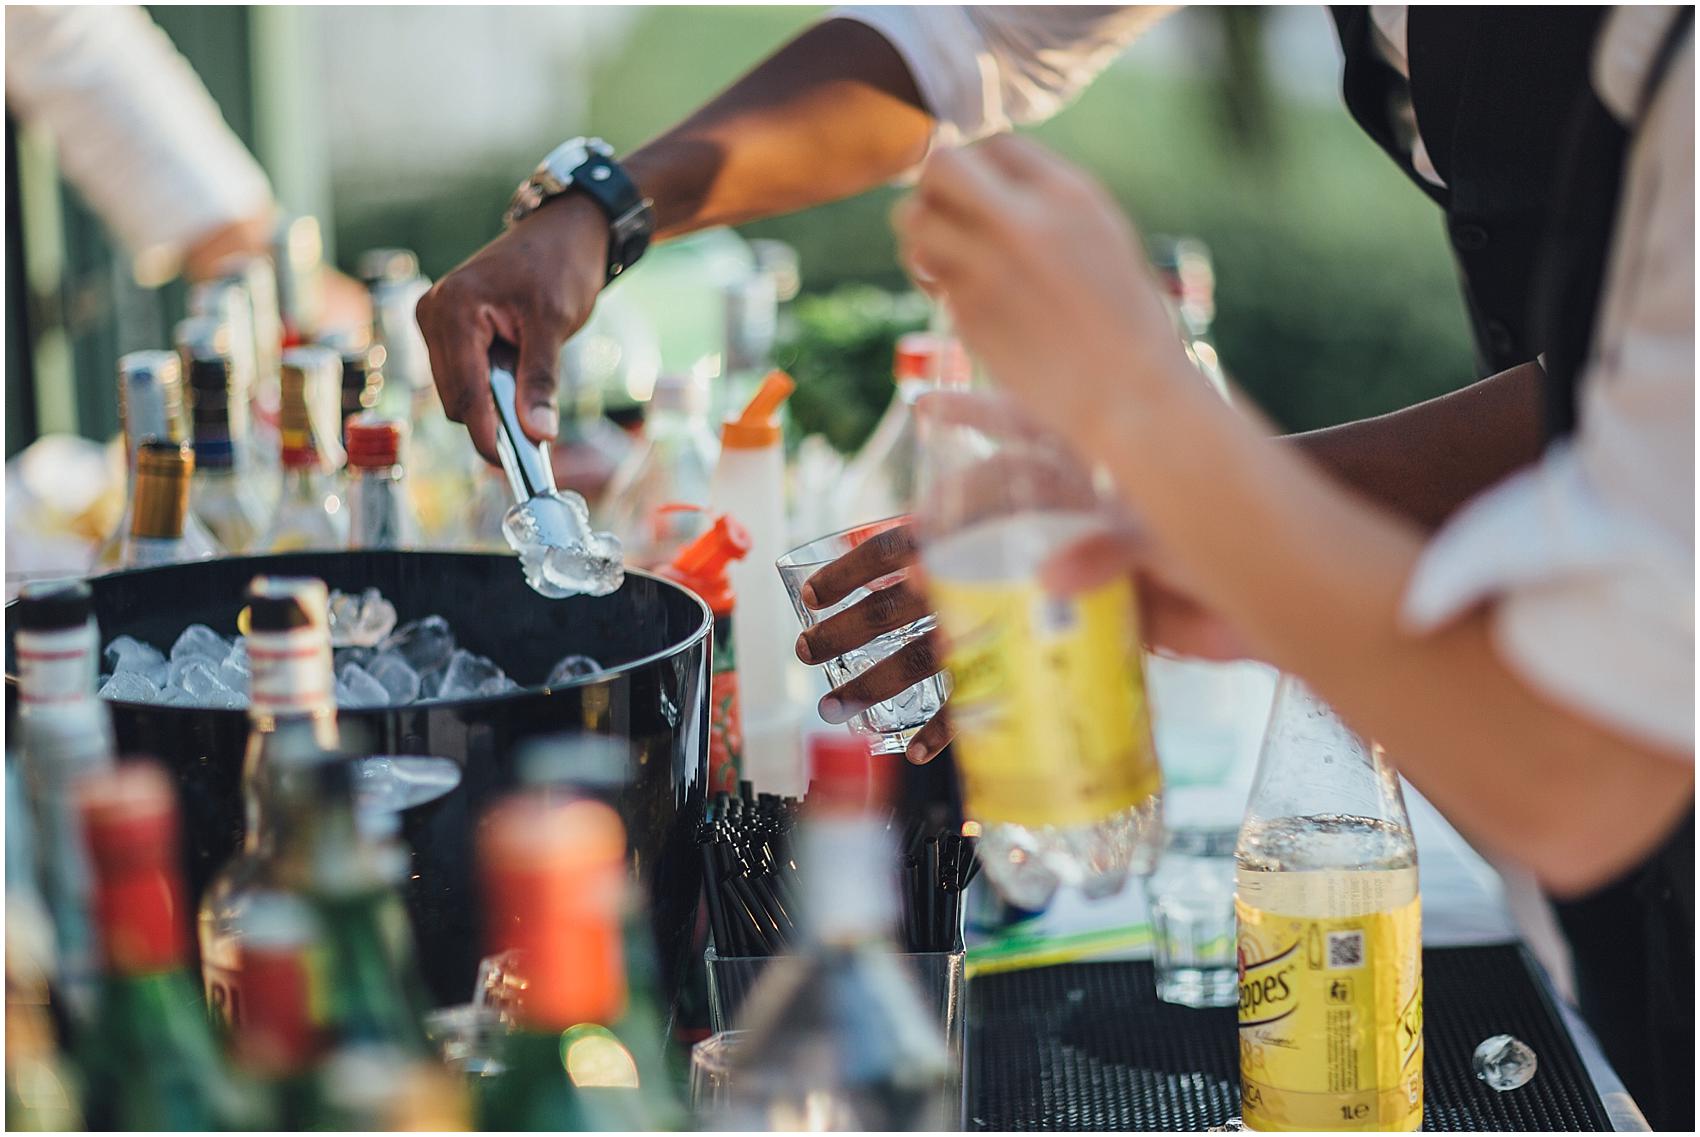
415,195,609,465
795,520,1255,764
891,136,1196,455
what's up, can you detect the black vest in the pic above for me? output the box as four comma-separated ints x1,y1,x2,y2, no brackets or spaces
1332,9,1695,1129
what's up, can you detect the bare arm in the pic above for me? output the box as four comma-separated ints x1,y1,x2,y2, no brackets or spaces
1292,361,1547,530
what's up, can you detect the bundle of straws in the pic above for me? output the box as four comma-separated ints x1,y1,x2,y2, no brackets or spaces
698,782,980,957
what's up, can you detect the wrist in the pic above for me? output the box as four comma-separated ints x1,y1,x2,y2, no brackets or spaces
525,192,610,295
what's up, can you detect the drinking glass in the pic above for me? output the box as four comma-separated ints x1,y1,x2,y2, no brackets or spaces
689,1030,747,1123
1144,822,1239,1007
776,516,950,755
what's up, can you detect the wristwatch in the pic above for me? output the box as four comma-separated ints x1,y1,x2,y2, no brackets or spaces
503,137,654,283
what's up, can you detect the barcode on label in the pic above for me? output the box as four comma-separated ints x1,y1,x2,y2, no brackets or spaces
1327,930,1365,969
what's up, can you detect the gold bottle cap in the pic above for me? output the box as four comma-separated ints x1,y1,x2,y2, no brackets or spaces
130,440,194,539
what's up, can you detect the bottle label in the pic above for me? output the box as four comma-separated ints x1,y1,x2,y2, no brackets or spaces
708,614,741,795
15,624,98,704
248,626,334,719
1236,870,1423,1132
928,574,1160,828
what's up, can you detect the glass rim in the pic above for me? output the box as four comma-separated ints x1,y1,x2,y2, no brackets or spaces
776,514,911,572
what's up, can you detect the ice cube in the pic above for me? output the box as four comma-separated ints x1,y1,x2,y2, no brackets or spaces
436,649,504,700
328,587,398,648
220,639,250,692
545,653,605,686
367,652,421,705
476,674,520,697
1473,1034,1537,1091
104,635,168,686
502,494,625,599
378,615,456,676
171,623,229,663
337,663,391,709
177,660,243,709
334,646,374,672
99,670,161,703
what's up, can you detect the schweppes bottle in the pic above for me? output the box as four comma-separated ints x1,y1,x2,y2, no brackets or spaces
1234,678,1422,1131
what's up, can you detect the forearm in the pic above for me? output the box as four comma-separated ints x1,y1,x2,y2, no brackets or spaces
625,18,933,238
1098,377,1692,894
1290,361,1547,531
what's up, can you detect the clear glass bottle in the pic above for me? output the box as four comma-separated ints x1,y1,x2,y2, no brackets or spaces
198,576,343,1032
725,734,953,1131
1150,235,1230,399
261,348,350,552
96,351,222,570
915,390,1163,907
599,373,719,568
203,253,285,501
1235,677,1422,1132
120,440,222,568
181,321,269,553
274,215,326,347
344,415,419,549
476,791,685,1132
842,332,972,527
76,761,264,1131
12,579,114,1023
334,338,384,445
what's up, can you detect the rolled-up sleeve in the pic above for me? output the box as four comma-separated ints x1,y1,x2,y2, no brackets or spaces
5,5,274,285
831,5,1172,147
1402,14,1694,755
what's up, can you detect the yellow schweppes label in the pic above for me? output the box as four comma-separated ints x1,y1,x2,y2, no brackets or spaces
928,574,1161,829
1236,868,1423,1132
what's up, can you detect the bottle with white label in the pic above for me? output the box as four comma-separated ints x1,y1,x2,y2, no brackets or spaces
1234,677,1422,1132
914,390,1163,908
12,579,115,1022
197,576,343,1030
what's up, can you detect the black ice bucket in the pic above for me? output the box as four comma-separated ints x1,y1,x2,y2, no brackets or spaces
4,551,712,1011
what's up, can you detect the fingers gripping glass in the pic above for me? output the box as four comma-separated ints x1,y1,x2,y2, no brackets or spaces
777,516,950,755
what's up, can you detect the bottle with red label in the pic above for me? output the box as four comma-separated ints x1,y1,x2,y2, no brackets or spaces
658,510,751,794
76,761,263,1130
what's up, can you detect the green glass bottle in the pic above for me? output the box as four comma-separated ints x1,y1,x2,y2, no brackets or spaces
476,792,686,1131
75,761,266,1131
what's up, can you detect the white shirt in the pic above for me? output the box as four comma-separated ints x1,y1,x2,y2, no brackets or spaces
837,4,1695,755
5,5,274,285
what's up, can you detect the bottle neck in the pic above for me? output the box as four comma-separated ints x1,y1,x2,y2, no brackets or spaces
14,621,100,706
348,467,410,550
799,815,897,945
131,470,190,540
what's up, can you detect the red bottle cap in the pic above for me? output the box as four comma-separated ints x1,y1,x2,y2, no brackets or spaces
657,511,751,615
344,413,404,469
478,795,630,1029
807,732,893,813
893,332,971,386
79,761,190,975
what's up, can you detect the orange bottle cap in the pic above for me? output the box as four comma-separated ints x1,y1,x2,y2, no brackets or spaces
479,795,630,1028
720,370,794,449
659,511,751,614
894,332,971,387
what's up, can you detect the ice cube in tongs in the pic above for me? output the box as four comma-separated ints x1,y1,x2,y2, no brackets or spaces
488,340,625,598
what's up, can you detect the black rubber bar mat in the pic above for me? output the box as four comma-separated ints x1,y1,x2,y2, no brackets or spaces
967,944,1613,1131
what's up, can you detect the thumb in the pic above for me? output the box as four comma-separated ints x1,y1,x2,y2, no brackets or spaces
513,322,563,443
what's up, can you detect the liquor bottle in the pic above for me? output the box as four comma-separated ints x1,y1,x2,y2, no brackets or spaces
75,761,262,1130
223,893,330,1129
11,580,113,1024
205,253,286,499
180,320,269,553
914,389,1163,908
118,440,222,568
1149,235,1229,399
336,340,384,443
274,215,325,347
344,414,419,549
1234,678,1422,1132
198,575,341,1028
476,791,686,1131
260,347,350,552
657,514,751,793
95,351,221,570
600,373,720,568
725,733,953,1130
841,332,971,526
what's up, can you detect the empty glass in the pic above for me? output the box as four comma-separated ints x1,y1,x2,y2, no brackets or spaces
1144,822,1239,1007
776,516,950,755
689,1030,747,1124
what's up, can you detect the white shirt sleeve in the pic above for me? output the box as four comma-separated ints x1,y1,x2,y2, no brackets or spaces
1401,9,1694,755
830,5,1173,147
4,5,274,285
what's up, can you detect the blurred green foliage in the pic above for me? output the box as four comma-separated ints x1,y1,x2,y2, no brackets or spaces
775,286,931,454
